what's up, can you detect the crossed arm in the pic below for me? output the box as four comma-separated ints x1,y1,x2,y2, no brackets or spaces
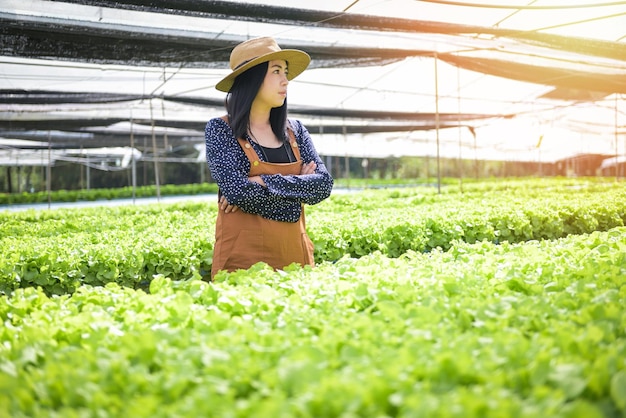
219,160,318,213
205,118,333,221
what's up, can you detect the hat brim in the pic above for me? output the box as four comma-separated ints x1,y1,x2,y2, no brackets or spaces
215,49,311,92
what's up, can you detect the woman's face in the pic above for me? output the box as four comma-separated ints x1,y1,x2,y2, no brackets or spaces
255,59,289,109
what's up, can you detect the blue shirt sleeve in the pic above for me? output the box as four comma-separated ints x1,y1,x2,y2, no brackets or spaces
205,117,302,222
261,119,334,205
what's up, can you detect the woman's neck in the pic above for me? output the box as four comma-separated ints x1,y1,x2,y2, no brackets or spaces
249,102,270,129
248,103,282,146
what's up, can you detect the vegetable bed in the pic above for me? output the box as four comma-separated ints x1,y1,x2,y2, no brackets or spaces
0,178,625,417
1,228,625,417
1,178,624,295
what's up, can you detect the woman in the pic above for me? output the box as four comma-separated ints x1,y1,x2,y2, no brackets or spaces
205,37,333,279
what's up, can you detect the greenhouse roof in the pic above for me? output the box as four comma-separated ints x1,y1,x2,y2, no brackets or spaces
1,0,625,164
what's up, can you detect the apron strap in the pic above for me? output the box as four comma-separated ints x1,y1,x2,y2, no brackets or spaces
286,122,302,161
221,115,302,163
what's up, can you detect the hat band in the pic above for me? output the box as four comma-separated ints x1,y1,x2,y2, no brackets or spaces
233,56,258,70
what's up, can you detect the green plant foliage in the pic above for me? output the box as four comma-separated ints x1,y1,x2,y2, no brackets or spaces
1,178,625,295
0,203,217,295
0,227,624,417
0,183,220,205
308,178,625,260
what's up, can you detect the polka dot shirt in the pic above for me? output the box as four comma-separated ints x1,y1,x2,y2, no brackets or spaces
205,117,334,223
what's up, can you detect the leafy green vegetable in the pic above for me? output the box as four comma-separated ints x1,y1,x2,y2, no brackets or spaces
2,178,625,295
1,225,625,417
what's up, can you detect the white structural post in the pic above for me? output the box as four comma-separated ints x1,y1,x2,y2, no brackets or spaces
434,53,441,194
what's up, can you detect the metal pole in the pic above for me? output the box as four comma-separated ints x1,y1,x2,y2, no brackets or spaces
343,122,349,188
456,65,463,193
614,93,626,181
79,145,84,189
434,53,441,194
149,100,161,201
130,118,137,203
474,130,478,179
86,156,90,190
320,121,332,177
47,131,51,209
16,164,21,193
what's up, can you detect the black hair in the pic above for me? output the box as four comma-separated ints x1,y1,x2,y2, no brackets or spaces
225,61,289,142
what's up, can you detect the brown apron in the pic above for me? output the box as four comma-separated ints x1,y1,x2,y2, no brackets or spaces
211,127,315,278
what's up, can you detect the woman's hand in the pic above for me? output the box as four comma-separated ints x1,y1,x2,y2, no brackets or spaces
219,195,239,213
300,161,317,175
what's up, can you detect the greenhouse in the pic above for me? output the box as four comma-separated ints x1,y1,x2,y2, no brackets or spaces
1,2,626,417
1,0,625,194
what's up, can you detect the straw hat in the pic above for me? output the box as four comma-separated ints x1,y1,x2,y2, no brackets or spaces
216,37,311,92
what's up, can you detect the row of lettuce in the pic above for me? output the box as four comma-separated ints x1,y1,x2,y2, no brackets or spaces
1,178,624,296
0,177,458,205
0,183,221,205
1,227,625,417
